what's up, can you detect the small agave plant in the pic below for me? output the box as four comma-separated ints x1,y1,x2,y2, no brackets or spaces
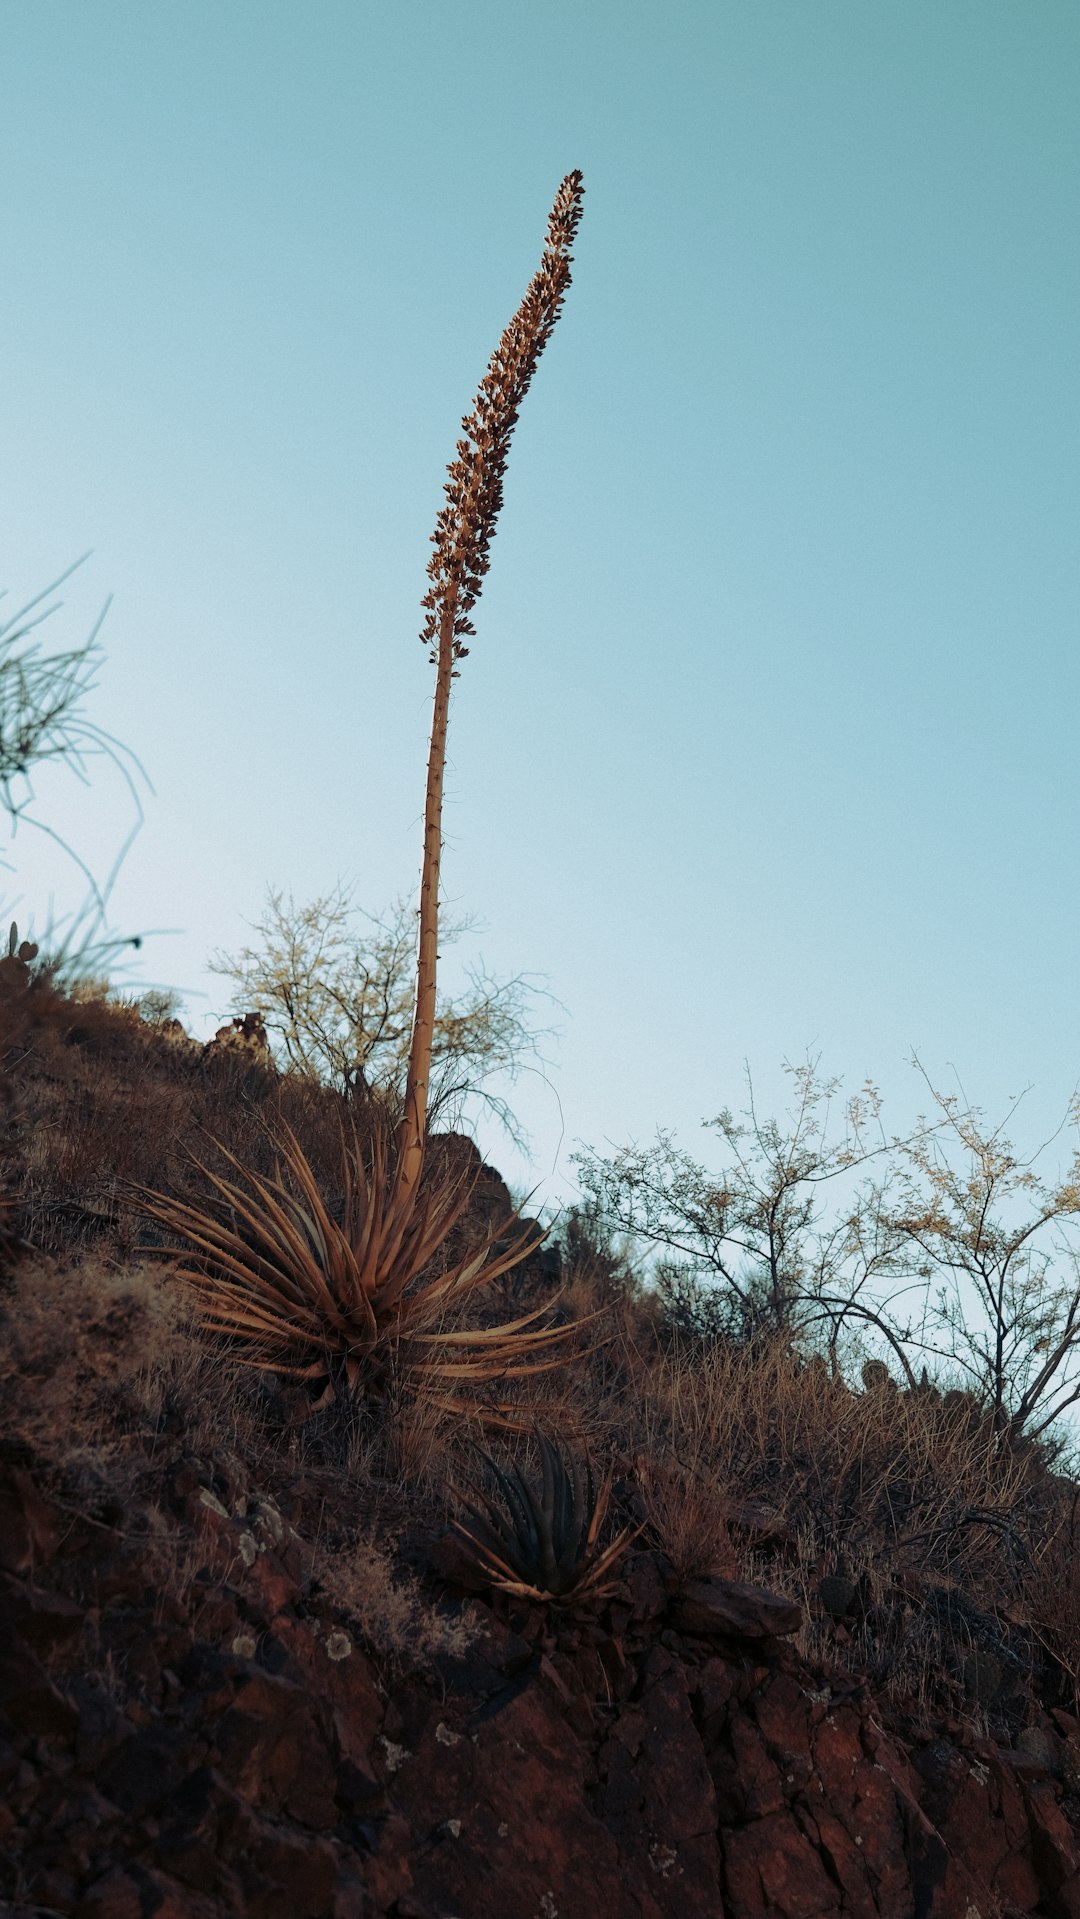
453,1433,637,1606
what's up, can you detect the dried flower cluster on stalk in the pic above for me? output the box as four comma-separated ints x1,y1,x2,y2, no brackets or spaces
420,169,584,669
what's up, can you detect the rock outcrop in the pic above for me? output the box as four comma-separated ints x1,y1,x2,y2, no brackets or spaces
4,1452,1080,1919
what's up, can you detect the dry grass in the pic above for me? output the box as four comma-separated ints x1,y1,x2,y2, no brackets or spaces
0,1250,201,1478
632,1333,1037,1558
633,1454,736,1580
1014,1482,1080,1714
315,1530,483,1671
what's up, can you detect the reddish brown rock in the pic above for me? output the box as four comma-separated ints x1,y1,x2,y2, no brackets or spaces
0,1636,78,1737
73,1867,146,1919
719,1497,798,1555
208,1666,339,1829
723,1806,838,1918
244,1546,301,1619
362,1811,415,1912
752,1669,815,1790
1,1572,85,1653
869,1731,988,1918
324,1644,385,1782
672,1574,802,1641
73,1863,221,1918
594,1649,720,1912
623,1549,675,1623
6,1448,1080,1919
0,1464,61,1575
393,1679,668,1918
1026,1779,1080,1893
226,1802,341,1918
97,1720,205,1818
811,1702,910,1917
425,1524,495,1592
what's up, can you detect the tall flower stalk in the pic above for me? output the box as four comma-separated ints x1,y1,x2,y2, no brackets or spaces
395,169,585,1202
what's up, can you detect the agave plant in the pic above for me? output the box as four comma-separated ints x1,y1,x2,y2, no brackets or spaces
453,1433,637,1605
134,1117,586,1411
135,176,591,1418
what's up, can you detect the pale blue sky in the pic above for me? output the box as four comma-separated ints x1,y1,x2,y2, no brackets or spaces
3,2,1079,1213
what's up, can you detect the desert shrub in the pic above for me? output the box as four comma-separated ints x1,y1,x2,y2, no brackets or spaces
554,1202,640,1309
580,1059,1080,1453
0,558,148,913
210,886,556,1149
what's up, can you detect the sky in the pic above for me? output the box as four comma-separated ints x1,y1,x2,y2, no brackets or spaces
3,2,1080,1245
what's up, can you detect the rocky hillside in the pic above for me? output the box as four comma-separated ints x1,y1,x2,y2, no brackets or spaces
4,966,1080,1916
6,1437,1080,1919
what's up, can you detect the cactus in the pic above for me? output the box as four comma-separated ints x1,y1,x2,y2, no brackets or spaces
0,921,39,987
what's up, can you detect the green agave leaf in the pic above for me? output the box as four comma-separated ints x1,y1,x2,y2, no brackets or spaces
456,1434,618,1600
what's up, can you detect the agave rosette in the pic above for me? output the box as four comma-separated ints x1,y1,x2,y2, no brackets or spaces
453,1432,638,1605
134,1119,591,1406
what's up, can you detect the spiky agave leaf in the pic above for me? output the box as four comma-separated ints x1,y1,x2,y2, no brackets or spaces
453,1433,638,1605
132,1118,596,1405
